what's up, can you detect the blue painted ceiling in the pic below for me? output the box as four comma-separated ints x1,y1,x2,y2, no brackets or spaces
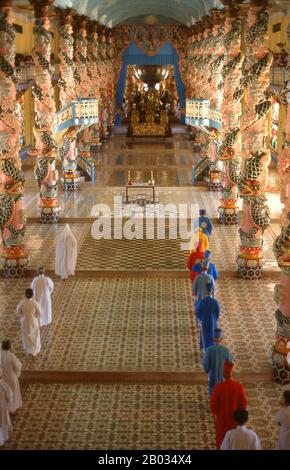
54,0,224,28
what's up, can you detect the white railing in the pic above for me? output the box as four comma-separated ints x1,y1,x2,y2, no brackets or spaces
185,99,221,130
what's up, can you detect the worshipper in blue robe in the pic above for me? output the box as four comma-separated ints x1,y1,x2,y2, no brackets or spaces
196,283,220,351
192,209,213,239
193,250,219,281
202,328,233,396
192,262,216,303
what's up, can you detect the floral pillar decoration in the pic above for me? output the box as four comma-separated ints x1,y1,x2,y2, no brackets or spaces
272,78,290,383
74,15,90,160
99,29,108,138
87,20,101,153
217,3,243,223
31,0,59,223
57,7,79,191
0,0,28,277
106,32,116,130
236,3,272,279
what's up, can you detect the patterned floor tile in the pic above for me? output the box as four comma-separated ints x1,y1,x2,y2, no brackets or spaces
0,276,277,373
2,382,281,450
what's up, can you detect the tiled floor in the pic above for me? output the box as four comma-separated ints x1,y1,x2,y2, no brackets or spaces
0,277,276,373
24,220,278,272
3,382,281,450
0,126,284,450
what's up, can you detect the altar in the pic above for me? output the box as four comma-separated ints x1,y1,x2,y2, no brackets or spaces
126,66,172,137
126,183,156,204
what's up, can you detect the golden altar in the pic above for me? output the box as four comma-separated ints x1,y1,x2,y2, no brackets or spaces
129,108,170,137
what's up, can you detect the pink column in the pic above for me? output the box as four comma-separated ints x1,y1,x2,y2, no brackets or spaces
98,30,109,139
30,0,59,223
272,79,290,382
87,21,101,153
217,10,243,223
57,8,79,191
74,15,91,159
0,0,28,277
236,5,272,279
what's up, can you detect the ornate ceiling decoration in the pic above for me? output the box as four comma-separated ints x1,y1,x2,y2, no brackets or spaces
53,0,224,28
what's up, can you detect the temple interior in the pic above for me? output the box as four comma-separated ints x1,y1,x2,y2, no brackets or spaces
0,0,290,451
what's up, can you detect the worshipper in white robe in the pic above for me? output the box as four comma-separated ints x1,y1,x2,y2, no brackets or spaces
220,409,261,450
55,224,77,280
0,376,12,447
275,388,290,450
17,288,41,356
1,340,22,413
31,267,54,326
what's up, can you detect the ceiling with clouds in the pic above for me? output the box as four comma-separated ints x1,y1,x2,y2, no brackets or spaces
53,0,224,28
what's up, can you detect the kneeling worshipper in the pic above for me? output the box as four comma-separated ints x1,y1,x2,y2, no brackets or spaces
192,209,213,239
193,250,218,281
0,373,12,447
1,340,22,413
196,283,220,351
31,266,54,326
17,288,42,357
55,224,77,280
186,241,204,283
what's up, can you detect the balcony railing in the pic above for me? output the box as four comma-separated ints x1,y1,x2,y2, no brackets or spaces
185,99,221,130
54,99,99,133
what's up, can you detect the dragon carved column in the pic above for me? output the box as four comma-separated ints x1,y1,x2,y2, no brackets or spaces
57,8,79,192
98,30,109,139
236,4,272,280
206,13,225,191
0,0,28,277
107,32,116,130
74,15,91,161
87,21,101,154
217,9,243,223
272,79,290,383
31,0,59,224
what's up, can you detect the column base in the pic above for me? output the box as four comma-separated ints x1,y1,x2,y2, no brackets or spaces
272,348,290,384
90,143,102,154
208,182,222,192
218,207,239,225
0,246,29,278
40,207,60,224
236,256,265,280
63,180,79,191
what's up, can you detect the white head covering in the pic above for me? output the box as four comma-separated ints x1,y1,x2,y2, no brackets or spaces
55,224,77,279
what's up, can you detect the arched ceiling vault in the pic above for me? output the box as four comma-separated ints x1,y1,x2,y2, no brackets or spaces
54,0,224,27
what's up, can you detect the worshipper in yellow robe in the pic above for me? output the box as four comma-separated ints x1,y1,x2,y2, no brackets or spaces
189,228,209,253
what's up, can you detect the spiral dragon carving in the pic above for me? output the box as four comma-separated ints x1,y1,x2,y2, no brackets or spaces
31,2,59,223
0,5,28,276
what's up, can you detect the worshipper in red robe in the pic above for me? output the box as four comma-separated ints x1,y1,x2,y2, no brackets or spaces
210,361,248,449
186,242,204,282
